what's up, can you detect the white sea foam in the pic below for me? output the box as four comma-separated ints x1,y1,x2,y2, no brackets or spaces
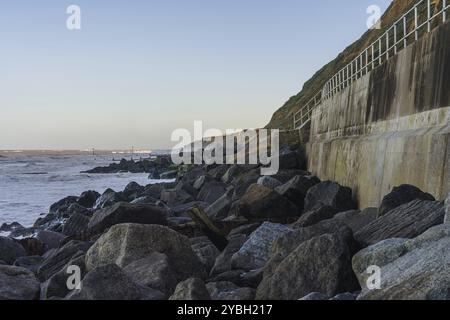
0,154,165,227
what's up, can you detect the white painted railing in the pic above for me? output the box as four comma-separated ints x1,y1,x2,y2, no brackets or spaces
294,0,449,129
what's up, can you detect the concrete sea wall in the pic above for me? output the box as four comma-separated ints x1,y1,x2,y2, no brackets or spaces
308,22,450,208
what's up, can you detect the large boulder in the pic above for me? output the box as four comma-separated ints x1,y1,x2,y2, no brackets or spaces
77,190,100,208
331,208,378,234
231,222,292,271
123,182,144,200
237,184,299,220
36,230,65,251
353,223,450,300
205,190,233,221
123,253,177,297
197,181,228,205
292,206,338,228
13,256,44,274
0,265,40,300
50,196,78,213
190,237,220,273
87,202,168,235
354,200,445,248
257,176,282,190
0,237,26,265
278,146,306,170
304,181,356,212
206,281,255,300
66,264,165,300
37,240,92,281
85,224,206,282
0,222,24,233
256,233,359,300
169,278,211,300
378,185,435,217
160,189,194,207
275,175,320,209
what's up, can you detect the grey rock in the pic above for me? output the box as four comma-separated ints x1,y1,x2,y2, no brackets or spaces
36,230,65,251
94,189,125,209
304,181,356,212
445,193,449,223
37,240,91,281
353,223,450,300
227,223,261,238
85,224,206,282
206,190,233,221
231,222,292,271
330,292,359,300
0,237,26,265
123,253,177,297
0,222,24,233
66,264,165,300
0,265,40,300
130,196,158,205
160,189,193,206
40,253,86,300
160,170,178,179
193,175,214,190
77,190,100,208
171,201,209,217
378,185,435,217
354,200,445,248
237,184,299,220
206,281,255,300
257,176,282,189
331,208,378,233
299,292,330,300
50,196,78,213
240,268,264,288
169,278,211,300
256,233,359,300
278,146,306,170
210,234,247,276
191,237,220,272
207,270,245,286
88,202,168,235
198,181,228,205
275,175,320,209
62,213,90,237
293,206,338,228
13,256,44,274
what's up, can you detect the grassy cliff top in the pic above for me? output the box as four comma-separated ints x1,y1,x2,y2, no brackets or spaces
265,0,419,130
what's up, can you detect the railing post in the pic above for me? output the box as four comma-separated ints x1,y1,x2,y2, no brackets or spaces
366,49,369,73
414,6,418,41
427,0,431,32
372,44,375,70
386,32,389,60
403,16,407,49
444,0,447,22
379,38,382,65
394,24,397,54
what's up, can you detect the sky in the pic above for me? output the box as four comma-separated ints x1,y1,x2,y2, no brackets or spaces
0,0,391,150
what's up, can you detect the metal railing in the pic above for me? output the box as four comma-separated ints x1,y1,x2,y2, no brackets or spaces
294,0,449,129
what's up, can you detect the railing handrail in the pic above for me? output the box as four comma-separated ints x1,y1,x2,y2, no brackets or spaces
294,0,449,129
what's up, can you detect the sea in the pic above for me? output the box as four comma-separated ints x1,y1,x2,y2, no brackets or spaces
0,152,166,228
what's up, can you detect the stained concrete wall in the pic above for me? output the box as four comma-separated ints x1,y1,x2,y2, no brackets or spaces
308,22,450,208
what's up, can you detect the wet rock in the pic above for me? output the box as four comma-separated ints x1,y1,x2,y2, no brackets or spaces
256,233,359,300
123,182,144,200
37,240,91,281
130,196,158,205
0,222,24,233
353,223,450,300
160,170,178,179
0,265,40,300
169,278,211,300
94,189,126,209
50,196,78,213
206,281,255,300
142,183,166,199
0,237,26,265
62,213,90,237
275,175,320,209
85,224,206,282
231,222,292,271
197,181,228,205
77,190,100,208
19,238,45,256
292,206,338,228
378,185,435,217
123,253,177,297
66,264,165,300
257,176,282,189
304,181,356,212
87,202,168,235
354,200,445,248
13,256,44,274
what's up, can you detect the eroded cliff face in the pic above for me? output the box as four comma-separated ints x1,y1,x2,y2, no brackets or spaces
308,22,450,208
266,0,419,130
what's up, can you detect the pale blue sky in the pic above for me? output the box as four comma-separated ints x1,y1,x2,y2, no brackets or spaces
0,0,391,149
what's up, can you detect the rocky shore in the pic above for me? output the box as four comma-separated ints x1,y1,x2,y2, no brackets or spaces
1,146,449,300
